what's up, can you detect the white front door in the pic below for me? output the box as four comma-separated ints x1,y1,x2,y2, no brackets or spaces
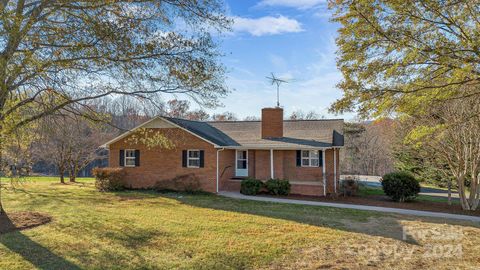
235,150,248,177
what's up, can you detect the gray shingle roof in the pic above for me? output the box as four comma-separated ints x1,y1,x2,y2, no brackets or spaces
165,117,344,149
164,117,240,147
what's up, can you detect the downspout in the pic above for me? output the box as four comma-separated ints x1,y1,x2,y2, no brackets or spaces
270,149,274,179
334,148,337,194
216,148,225,193
322,149,326,196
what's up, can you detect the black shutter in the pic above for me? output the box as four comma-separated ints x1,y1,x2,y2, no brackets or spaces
318,150,323,167
135,150,140,167
296,150,301,167
199,150,205,168
182,150,187,167
119,150,125,167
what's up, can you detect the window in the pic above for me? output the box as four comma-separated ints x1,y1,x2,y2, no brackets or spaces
187,150,200,168
236,150,248,170
301,150,319,167
125,149,136,167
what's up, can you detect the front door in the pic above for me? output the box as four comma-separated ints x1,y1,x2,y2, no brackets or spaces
235,150,248,177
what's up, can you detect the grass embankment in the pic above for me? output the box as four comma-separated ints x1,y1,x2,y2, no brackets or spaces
0,177,478,269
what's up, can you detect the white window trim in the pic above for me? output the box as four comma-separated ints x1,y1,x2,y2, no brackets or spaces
125,149,136,167
301,150,320,167
235,150,248,176
187,149,201,168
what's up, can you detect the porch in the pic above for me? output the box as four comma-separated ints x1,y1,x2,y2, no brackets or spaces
217,148,340,197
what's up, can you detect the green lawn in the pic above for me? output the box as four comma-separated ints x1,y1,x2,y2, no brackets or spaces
0,177,479,269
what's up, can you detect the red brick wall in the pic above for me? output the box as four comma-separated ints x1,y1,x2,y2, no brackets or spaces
281,150,323,181
261,108,283,138
219,149,340,196
290,184,324,196
109,128,217,192
108,127,341,196
218,149,235,190
254,150,271,179
324,148,340,195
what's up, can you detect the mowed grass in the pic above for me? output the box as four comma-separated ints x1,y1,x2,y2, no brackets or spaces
0,177,479,269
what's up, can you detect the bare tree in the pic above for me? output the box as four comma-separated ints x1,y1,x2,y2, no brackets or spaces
66,118,111,182
33,116,72,183
244,116,260,121
341,120,395,176
211,112,238,121
289,110,324,120
186,110,210,121
33,112,110,183
166,100,190,118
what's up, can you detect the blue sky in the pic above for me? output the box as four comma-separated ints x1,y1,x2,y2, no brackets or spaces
200,0,350,120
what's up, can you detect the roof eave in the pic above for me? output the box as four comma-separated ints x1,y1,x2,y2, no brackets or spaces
217,145,343,150
101,116,220,149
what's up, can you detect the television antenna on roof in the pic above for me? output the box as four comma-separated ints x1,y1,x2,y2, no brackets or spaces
266,73,289,107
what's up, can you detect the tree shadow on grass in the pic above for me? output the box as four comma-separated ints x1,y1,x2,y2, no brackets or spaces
155,192,480,244
0,214,80,270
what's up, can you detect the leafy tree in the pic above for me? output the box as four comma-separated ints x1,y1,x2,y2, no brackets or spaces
0,0,230,214
405,96,480,210
330,0,480,210
330,0,480,118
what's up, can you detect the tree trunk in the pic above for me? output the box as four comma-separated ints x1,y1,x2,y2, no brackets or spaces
68,159,78,183
0,132,4,215
0,188,3,215
0,178,4,215
470,173,480,210
59,166,65,184
457,175,472,210
69,166,76,182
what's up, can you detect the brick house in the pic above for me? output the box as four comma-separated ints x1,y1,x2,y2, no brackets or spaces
103,107,344,196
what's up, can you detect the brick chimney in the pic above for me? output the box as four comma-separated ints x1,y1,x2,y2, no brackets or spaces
261,107,284,138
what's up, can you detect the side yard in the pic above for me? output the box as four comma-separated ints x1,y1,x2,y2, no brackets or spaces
256,183,480,217
0,177,479,269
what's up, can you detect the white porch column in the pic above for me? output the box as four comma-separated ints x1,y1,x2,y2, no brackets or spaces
333,148,337,193
322,149,326,195
270,149,274,179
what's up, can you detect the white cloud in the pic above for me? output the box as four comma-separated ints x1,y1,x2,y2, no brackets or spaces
258,0,326,9
232,16,303,36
